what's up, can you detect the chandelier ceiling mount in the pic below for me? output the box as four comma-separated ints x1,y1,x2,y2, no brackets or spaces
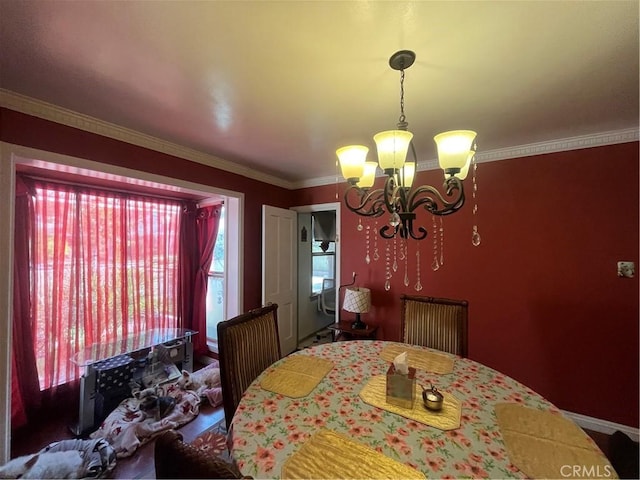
389,49,416,71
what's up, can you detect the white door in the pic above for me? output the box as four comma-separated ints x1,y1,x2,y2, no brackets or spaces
262,205,297,355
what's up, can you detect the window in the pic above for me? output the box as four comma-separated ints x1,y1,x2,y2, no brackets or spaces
29,180,181,389
11,153,243,388
311,213,336,295
204,198,241,353
206,205,225,344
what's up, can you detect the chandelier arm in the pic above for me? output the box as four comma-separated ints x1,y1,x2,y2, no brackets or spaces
344,185,386,217
380,214,428,240
406,177,465,216
404,215,428,240
409,226,428,239
408,213,427,240
410,140,418,162
380,224,399,239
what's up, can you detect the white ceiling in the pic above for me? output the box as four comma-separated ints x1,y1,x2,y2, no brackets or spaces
1,1,638,185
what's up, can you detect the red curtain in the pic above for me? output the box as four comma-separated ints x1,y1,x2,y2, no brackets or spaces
177,202,198,331
10,352,27,429
24,179,183,390
189,205,222,356
11,177,41,427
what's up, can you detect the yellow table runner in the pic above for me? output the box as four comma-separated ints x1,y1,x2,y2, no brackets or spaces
381,344,454,374
495,403,618,479
281,429,426,479
260,355,333,398
359,375,461,430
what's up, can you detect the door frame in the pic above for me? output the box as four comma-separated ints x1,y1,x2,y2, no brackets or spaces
291,202,341,325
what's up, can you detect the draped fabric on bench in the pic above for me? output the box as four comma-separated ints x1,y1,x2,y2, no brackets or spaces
217,304,282,429
89,383,200,458
400,295,469,357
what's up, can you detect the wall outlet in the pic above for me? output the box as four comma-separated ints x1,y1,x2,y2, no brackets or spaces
617,261,635,278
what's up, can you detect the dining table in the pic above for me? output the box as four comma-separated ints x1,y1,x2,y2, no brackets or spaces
229,340,615,479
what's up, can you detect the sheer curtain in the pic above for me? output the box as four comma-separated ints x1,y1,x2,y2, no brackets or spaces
25,178,183,390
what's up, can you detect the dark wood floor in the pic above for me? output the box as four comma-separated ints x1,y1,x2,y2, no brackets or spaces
9,405,637,479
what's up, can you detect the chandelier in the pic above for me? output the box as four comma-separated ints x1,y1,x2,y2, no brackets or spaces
336,50,477,241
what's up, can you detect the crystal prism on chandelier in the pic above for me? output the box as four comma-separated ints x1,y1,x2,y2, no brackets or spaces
336,50,478,241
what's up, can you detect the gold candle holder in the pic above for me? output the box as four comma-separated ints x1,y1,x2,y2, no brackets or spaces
422,384,444,411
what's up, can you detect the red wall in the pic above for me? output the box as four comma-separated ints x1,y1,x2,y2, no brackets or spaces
296,142,640,428
0,108,294,311
3,107,638,427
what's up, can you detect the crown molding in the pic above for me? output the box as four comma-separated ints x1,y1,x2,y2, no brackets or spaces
0,89,294,190
2,89,637,191
293,175,344,190
475,128,639,164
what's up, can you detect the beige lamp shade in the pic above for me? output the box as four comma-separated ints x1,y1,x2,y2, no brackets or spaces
337,145,368,181
357,161,378,188
343,287,371,314
401,162,416,188
445,151,474,181
434,130,477,172
374,130,413,171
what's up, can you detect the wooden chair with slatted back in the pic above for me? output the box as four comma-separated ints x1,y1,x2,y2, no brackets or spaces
400,295,469,357
217,303,281,429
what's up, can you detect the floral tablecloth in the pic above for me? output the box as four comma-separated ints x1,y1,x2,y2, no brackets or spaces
230,340,562,479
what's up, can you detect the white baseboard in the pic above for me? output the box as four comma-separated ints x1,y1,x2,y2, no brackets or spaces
563,410,639,442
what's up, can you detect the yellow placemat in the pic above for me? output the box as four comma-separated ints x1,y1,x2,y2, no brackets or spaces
281,429,426,479
381,344,454,374
260,355,333,398
495,403,618,479
359,375,461,430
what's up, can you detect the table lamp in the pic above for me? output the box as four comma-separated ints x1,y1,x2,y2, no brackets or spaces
343,287,371,330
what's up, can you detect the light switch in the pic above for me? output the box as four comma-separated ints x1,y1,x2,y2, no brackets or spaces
617,261,635,278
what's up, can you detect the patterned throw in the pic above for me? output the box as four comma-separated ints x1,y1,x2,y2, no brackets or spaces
359,375,461,430
495,403,618,479
90,383,200,458
281,429,426,479
260,355,334,398
381,344,454,374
